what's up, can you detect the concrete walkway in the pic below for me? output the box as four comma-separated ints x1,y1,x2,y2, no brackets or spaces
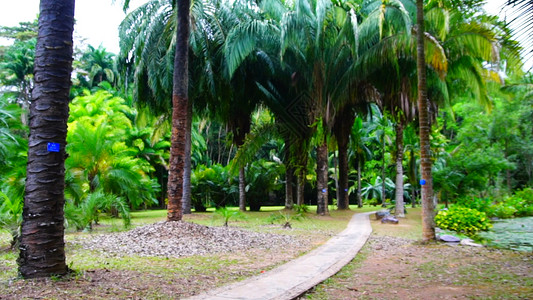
186,211,373,300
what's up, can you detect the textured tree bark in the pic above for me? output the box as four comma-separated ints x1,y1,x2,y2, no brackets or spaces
316,141,329,215
416,0,436,241
18,0,75,278
283,136,294,209
357,160,363,208
182,101,192,214
381,135,387,206
238,165,246,211
167,0,190,222
296,171,305,206
395,122,405,217
285,165,294,209
333,108,354,210
409,149,417,208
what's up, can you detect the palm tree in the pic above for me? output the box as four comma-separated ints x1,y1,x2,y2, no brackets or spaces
403,124,420,208
120,0,192,219
277,0,363,215
416,0,435,242
79,45,116,87
348,115,375,208
166,0,190,221
504,0,533,69
0,38,36,125
18,0,75,278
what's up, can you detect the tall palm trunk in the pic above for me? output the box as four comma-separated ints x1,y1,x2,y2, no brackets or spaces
285,165,294,209
381,136,386,206
395,122,405,217
18,0,75,278
182,102,192,214
409,149,417,208
416,0,436,241
284,137,294,209
333,108,354,210
357,159,363,208
239,165,246,211
167,0,190,222
296,171,305,206
316,140,329,215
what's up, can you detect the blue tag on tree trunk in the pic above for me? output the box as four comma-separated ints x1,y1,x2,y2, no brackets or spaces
47,142,60,152
420,179,426,185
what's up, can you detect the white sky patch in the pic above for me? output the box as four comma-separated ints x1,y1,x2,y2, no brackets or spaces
0,0,530,69
0,0,145,54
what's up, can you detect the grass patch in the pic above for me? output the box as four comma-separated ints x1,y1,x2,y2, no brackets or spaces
303,208,533,300
370,207,423,239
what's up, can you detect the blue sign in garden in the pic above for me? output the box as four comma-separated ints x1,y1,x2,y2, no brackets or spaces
47,142,60,153
420,179,426,186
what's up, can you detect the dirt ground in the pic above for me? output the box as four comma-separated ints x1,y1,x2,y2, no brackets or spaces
0,222,314,299
1,213,531,300
302,226,533,299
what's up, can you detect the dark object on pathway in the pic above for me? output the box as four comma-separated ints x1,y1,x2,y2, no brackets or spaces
381,216,399,224
375,210,390,220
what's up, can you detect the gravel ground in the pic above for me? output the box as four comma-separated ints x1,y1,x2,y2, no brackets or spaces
73,221,306,258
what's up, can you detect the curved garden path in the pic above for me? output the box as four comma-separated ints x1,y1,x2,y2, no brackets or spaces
186,211,373,300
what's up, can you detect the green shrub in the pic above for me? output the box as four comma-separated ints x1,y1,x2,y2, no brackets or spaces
455,196,494,215
492,203,518,219
0,191,22,248
293,204,309,214
505,188,533,217
191,164,238,211
245,159,284,211
435,206,492,236
363,198,379,206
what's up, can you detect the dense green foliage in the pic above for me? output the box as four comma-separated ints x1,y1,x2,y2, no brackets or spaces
0,0,531,239
435,206,492,236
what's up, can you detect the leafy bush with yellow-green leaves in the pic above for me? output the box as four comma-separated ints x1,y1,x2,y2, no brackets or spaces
435,206,492,236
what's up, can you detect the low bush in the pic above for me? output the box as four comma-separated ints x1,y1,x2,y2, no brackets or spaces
435,206,492,236
491,203,518,219
455,196,494,216
505,188,533,217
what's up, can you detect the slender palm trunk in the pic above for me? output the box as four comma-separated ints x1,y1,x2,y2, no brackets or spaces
285,166,294,209
333,151,340,206
238,165,246,211
296,170,305,206
316,141,329,215
182,102,192,214
409,149,417,208
416,0,435,241
217,126,223,164
18,0,75,278
357,159,363,208
381,136,386,206
167,0,190,222
334,110,354,210
284,138,294,209
395,122,405,217
337,141,350,210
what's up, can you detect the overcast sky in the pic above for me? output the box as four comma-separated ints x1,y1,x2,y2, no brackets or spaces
0,0,143,53
0,0,527,66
